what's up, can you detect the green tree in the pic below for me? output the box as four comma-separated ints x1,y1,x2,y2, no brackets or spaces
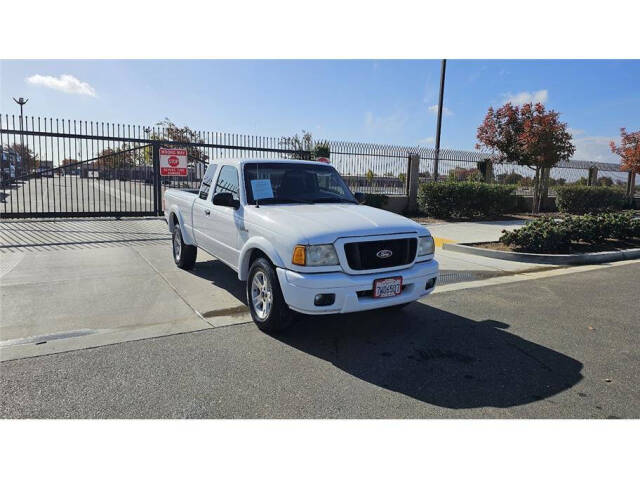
146,118,209,165
10,143,39,173
313,141,330,160
280,130,312,160
366,169,375,184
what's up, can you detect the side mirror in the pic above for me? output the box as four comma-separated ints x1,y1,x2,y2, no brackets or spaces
213,192,240,209
354,192,366,204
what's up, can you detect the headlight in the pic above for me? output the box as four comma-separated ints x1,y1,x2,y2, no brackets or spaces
417,236,435,256
291,244,340,266
292,244,339,266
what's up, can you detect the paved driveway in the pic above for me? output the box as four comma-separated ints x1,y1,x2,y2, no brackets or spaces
0,218,250,361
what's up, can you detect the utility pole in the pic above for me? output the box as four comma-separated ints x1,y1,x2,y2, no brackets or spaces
433,59,446,182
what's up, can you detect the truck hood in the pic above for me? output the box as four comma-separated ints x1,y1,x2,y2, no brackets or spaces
248,203,429,244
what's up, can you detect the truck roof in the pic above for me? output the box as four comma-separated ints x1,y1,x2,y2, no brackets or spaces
217,158,330,167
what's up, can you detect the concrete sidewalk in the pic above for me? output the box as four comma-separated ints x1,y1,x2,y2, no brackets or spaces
426,219,525,244
0,217,548,361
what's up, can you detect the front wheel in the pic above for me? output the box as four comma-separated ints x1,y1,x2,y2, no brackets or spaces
172,226,197,270
247,257,293,332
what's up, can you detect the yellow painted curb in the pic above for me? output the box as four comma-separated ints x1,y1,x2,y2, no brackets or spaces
433,236,456,248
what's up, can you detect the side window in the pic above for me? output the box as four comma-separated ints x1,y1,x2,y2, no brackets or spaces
317,170,343,195
213,165,240,202
198,163,217,200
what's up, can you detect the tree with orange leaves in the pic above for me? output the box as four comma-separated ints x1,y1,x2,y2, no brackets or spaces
610,128,640,174
477,102,575,213
610,128,640,198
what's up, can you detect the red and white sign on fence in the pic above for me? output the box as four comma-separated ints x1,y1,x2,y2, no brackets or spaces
159,148,188,176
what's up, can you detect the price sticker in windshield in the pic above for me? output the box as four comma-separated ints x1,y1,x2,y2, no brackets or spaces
251,179,274,201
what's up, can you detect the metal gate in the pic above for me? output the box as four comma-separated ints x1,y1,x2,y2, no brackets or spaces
1,115,307,219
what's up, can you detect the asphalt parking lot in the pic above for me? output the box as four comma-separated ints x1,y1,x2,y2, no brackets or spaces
1,260,638,418
1,178,156,215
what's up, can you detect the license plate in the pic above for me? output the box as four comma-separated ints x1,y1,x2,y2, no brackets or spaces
373,277,402,298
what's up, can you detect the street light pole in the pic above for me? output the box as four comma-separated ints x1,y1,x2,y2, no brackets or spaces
433,59,446,182
12,97,28,173
12,97,28,133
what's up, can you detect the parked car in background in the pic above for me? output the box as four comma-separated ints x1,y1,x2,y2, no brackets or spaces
1,147,19,185
1,163,16,185
164,158,438,331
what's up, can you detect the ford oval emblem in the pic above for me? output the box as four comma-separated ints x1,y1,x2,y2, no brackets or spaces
376,249,393,259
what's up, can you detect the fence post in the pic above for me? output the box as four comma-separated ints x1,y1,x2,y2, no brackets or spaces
587,166,598,186
627,171,636,201
479,159,494,183
486,159,494,183
407,153,420,212
152,142,161,216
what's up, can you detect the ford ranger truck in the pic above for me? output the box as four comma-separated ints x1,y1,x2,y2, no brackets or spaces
164,158,438,332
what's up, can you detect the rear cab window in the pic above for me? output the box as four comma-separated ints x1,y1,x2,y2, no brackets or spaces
198,163,217,200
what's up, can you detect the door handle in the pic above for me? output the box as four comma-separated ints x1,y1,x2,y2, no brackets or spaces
204,209,211,215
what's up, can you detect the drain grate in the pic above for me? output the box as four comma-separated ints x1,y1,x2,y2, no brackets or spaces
438,271,476,285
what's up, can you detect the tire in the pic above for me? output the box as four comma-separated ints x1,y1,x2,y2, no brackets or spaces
247,257,293,332
172,225,197,270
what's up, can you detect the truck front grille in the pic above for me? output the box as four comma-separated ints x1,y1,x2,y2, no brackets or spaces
344,238,417,271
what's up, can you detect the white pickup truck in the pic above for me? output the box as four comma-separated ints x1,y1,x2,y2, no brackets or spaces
164,158,438,331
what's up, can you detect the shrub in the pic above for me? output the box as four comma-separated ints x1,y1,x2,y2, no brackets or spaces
555,185,628,214
499,212,640,253
363,193,388,209
597,211,640,239
500,217,572,253
563,214,612,244
417,181,517,219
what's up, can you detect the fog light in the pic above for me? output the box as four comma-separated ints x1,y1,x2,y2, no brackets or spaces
314,293,335,306
425,278,436,290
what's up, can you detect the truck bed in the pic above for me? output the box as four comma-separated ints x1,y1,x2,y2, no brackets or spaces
164,188,199,230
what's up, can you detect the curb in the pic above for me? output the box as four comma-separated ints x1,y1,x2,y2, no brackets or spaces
442,242,640,265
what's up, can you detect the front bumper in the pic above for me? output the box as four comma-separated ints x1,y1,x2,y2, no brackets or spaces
276,259,439,315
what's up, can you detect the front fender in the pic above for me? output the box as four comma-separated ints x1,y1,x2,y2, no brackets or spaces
238,237,285,281
168,205,196,246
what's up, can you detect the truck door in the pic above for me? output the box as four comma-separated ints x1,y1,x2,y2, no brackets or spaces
208,165,242,267
192,163,217,250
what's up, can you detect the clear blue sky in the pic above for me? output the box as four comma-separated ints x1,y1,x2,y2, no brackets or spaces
1,60,638,163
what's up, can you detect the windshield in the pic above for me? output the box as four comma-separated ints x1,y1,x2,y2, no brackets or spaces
244,162,357,205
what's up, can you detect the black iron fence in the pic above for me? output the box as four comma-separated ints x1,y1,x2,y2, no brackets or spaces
1,113,636,219
0,115,307,218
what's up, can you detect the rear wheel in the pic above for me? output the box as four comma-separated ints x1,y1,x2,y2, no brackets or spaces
172,226,197,270
247,257,293,332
